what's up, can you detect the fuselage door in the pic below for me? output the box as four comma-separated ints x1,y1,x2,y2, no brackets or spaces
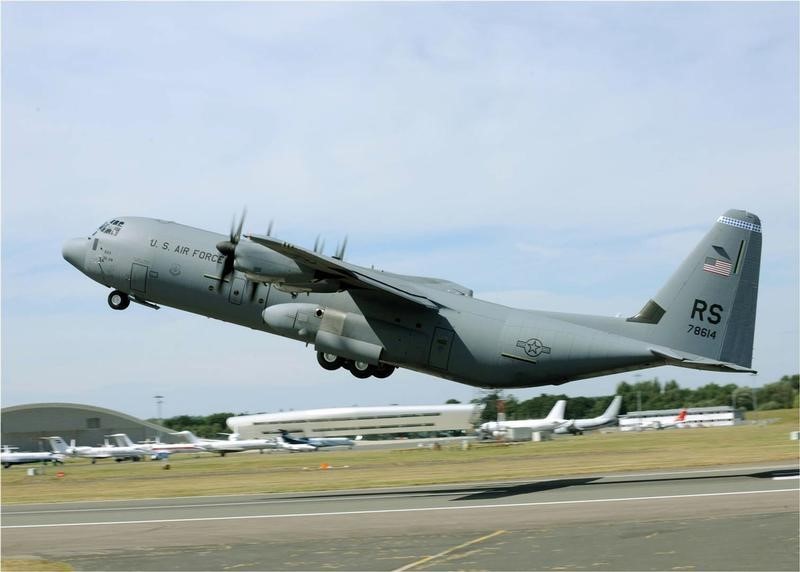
429,327,454,370
229,276,246,305
131,263,149,295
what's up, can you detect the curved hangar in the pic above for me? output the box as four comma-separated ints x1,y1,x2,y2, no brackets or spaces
1,402,173,451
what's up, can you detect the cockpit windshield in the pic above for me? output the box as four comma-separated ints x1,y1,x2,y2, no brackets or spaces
92,219,126,237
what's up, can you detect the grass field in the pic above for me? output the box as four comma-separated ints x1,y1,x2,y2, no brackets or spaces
2,409,797,505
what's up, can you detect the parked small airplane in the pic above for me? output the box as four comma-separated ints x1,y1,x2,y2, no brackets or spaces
1,445,65,469
107,433,206,458
63,210,761,390
218,432,287,453
274,433,317,452
171,430,282,456
479,400,568,438
554,395,623,435
44,436,146,463
278,429,357,449
629,409,689,431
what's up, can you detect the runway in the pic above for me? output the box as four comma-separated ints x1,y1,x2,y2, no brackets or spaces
2,464,798,570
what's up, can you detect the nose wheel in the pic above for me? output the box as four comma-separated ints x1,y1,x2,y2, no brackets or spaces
108,290,130,310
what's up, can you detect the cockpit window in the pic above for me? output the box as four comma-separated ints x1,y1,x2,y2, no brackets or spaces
95,219,125,237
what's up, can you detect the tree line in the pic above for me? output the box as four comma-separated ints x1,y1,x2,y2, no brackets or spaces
473,374,798,423
153,374,798,437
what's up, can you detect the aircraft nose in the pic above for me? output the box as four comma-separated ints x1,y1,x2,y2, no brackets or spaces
62,237,87,270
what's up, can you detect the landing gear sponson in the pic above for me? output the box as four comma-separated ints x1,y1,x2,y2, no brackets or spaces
317,351,396,379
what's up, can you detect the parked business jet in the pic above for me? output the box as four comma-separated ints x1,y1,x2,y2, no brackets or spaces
1,445,65,469
554,396,623,435
107,433,207,458
278,429,357,449
44,436,146,463
274,434,317,452
479,400,568,438
171,430,282,456
218,432,285,453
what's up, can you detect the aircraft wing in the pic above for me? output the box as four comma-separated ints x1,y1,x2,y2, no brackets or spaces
650,347,757,373
246,235,443,309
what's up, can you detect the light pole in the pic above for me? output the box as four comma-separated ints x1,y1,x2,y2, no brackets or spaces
153,395,164,423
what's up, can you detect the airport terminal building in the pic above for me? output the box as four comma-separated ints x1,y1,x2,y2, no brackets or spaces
227,404,483,439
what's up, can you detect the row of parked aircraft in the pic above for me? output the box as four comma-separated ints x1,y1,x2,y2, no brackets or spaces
3,402,691,467
1,430,356,467
478,396,689,438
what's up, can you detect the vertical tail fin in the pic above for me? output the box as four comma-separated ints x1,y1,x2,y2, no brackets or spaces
171,431,200,444
546,400,567,421
626,210,761,369
108,434,135,448
602,396,623,419
46,437,70,454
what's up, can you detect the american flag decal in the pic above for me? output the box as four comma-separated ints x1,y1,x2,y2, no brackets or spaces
703,257,732,277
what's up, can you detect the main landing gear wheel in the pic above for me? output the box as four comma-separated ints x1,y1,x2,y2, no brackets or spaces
349,360,373,379
372,364,396,379
108,290,130,310
317,352,344,371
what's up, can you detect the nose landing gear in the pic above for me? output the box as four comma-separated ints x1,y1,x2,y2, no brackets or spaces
108,290,130,310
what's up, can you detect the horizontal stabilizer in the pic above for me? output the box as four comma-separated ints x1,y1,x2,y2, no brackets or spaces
650,347,757,374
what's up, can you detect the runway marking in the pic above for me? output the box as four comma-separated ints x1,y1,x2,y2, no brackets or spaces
2,488,796,530
773,475,800,480
392,529,507,572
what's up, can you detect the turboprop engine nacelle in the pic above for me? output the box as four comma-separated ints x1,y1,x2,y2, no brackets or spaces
262,303,384,365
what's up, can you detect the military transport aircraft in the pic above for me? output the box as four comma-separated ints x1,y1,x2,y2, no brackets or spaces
62,210,761,389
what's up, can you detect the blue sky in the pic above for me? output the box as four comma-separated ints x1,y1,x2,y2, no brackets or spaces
2,2,798,419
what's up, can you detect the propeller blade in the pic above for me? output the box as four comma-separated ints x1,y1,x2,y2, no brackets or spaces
216,208,246,291
334,236,348,260
266,220,274,237
233,208,247,243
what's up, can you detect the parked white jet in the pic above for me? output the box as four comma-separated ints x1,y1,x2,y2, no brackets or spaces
278,430,357,449
479,400,568,438
1,445,65,469
274,434,317,452
554,396,623,435
45,436,146,463
220,433,286,453
107,434,207,458
171,430,282,456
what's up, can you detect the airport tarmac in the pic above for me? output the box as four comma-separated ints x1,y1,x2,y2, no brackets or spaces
2,464,798,571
